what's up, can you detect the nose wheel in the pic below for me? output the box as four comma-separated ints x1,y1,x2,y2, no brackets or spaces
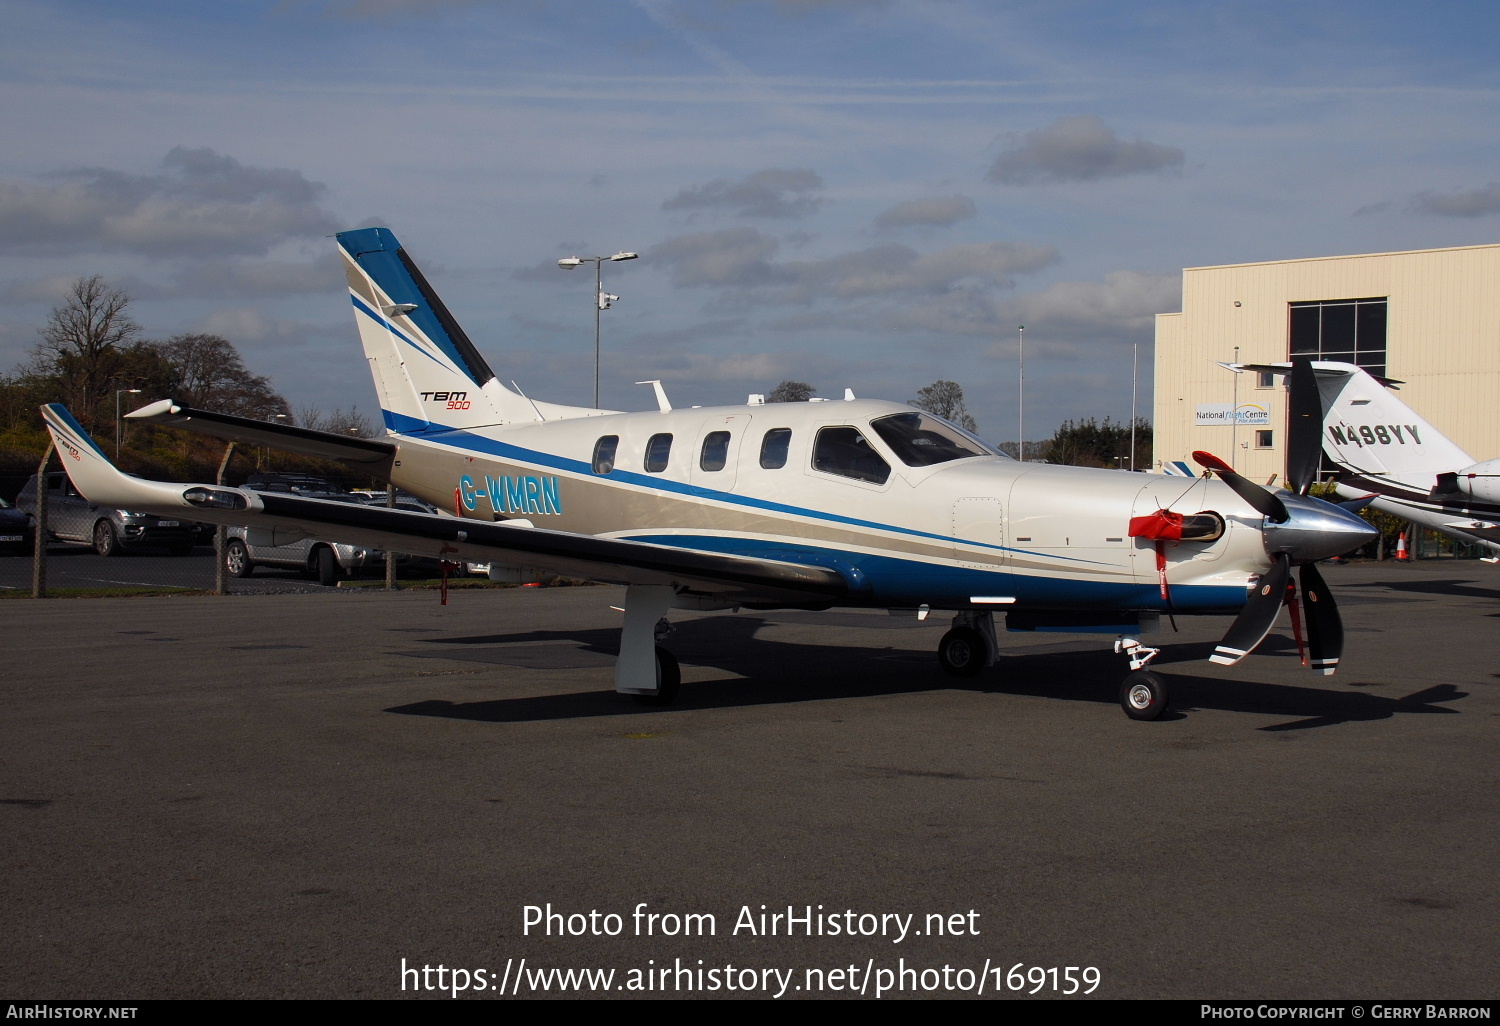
1119,669,1169,720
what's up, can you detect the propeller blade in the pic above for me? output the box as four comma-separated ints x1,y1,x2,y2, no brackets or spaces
1192,450,1290,522
1286,356,1322,495
1210,553,1290,665
1298,561,1344,676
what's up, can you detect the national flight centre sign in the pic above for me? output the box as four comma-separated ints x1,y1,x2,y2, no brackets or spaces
1195,403,1270,426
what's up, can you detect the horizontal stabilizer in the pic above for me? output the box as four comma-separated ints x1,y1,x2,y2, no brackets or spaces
43,403,846,605
127,400,396,467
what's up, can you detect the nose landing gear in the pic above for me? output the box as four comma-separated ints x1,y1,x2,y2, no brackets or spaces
1114,636,1168,720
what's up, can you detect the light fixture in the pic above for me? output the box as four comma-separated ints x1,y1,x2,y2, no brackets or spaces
556,250,638,408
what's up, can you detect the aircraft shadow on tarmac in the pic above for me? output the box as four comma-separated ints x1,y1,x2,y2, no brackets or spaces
385,615,1466,731
1343,577,1500,601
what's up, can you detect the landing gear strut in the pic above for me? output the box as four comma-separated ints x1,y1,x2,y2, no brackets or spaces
616,585,681,706
1114,635,1168,720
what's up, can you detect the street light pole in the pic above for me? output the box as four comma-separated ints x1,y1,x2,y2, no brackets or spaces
115,388,141,460
1017,325,1025,461
1130,342,1138,472
1231,344,1240,471
559,251,638,409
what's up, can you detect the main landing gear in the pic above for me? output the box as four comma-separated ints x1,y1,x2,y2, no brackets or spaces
938,611,998,677
1114,636,1168,720
615,586,682,706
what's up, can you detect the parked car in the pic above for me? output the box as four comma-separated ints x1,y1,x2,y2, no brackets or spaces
224,493,393,586
0,495,34,553
17,471,197,556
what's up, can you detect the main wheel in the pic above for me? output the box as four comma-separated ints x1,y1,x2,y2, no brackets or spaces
1119,670,1169,720
938,626,988,677
315,546,341,586
632,646,681,706
93,520,120,557
224,539,254,578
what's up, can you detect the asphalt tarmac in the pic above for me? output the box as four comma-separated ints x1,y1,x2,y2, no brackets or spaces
2,560,1496,1000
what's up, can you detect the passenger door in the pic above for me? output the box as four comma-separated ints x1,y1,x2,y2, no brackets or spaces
690,414,751,492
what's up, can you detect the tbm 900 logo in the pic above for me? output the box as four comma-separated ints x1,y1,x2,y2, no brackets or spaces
420,391,471,410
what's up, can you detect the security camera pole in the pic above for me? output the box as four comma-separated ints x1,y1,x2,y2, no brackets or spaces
558,251,639,408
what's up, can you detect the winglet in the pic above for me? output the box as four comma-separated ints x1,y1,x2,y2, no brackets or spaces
39,404,205,512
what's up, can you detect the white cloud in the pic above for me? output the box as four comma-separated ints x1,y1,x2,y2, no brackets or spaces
1410,182,1500,217
650,230,1056,306
0,148,341,258
874,195,977,230
1009,271,1181,333
649,227,785,287
662,168,826,219
987,116,1184,185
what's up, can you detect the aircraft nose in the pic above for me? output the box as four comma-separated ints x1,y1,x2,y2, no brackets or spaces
1261,493,1379,563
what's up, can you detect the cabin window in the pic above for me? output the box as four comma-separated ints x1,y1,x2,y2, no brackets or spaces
812,426,890,485
870,412,995,467
644,433,673,473
760,428,791,469
699,431,731,472
592,435,619,475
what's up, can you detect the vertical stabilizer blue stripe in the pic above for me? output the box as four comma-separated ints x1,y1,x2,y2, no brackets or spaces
337,227,482,386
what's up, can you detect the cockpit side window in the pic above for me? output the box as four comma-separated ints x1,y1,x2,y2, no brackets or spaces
759,428,791,469
592,435,619,475
870,412,996,467
644,433,673,473
812,426,890,485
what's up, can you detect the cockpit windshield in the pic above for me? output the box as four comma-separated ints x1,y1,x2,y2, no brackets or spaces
870,412,1000,467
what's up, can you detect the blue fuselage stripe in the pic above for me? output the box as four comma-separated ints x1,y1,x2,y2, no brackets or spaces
385,409,1103,564
624,533,1246,612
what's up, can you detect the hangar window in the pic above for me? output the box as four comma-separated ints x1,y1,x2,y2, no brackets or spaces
812,426,890,485
592,435,619,475
644,433,673,473
760,428,791,469
1255,430,1274,449
699,431,731,472
1288,297,1387,378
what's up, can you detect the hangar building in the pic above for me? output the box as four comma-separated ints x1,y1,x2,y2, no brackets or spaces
1153,242,1500,483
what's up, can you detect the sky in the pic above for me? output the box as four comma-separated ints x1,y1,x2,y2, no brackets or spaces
2,0,1498,444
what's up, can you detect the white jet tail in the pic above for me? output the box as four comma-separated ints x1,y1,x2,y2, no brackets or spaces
1307,361,1472,491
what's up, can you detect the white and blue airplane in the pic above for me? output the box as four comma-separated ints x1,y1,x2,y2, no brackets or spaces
1243,361,1499,559
40,228,1376,719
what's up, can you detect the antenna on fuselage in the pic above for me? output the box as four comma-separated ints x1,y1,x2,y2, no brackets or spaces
510,380,547,422
636,380,672,412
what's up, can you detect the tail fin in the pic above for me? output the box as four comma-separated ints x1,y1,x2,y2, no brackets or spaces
336,227,604,433
1311,362,1473,488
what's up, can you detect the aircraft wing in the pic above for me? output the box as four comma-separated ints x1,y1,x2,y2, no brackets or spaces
42,404,846,605
125,399,396,468
1439,520,1500,545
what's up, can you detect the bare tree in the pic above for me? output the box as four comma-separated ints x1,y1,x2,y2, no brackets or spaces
30,277,142,429
155,333,290,420
909,379,977,433
297,404,374,437
767,380,816,402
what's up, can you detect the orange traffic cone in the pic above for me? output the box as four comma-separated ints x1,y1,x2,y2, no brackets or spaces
1395,532,1409,561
